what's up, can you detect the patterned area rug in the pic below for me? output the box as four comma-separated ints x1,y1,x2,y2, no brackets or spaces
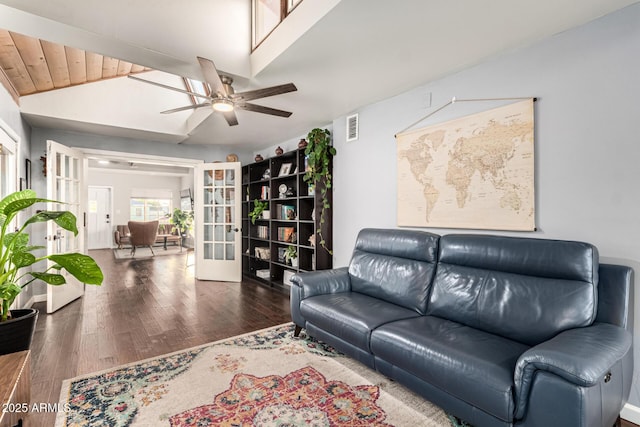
56,323,467,426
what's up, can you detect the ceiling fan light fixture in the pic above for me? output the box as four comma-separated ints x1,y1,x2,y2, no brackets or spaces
212,99,234,112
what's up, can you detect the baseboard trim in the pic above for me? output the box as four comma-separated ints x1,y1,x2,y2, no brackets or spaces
23,294,47,309
622,403,640,424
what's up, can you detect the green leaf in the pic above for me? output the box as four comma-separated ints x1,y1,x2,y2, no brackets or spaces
3,232,29,249
48,253,103,285
23,211,78,235
0,189,37,215
30,272,66,285
10,251,36,268
0,282,21,301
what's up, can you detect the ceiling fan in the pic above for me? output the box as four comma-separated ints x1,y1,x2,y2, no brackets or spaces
128,56,297,126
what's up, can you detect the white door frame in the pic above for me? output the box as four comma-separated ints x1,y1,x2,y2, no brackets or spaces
79,148,204,169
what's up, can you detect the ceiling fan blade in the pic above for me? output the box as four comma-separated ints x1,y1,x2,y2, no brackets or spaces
197,56,227,97
232,83,297,102
238,102,293,118
161,103,210,114
128,75,211,101
223,110,239,126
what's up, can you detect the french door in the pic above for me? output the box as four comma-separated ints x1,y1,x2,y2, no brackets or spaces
195,162,241,281
46,140,87,313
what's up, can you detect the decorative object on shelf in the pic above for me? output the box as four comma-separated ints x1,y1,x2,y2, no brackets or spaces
278,184,288,199
285,245,298,268
25,158,31,189
308,234,316,247
40,155,47,177
262,210,271,220
275,146,284,156
249,199,269,224
298,138,308,149
255,154,264,162
255,247,270,260
285,187,296,198
226,153,239,162
262,169,271,180
278,163,292,176
304,128,336,254
0,190,104,354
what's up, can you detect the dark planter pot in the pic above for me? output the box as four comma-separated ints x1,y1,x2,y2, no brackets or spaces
0,308,38,356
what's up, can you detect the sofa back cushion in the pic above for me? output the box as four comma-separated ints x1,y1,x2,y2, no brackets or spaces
349,228,439,315
428,234,599,346
158,224,175,235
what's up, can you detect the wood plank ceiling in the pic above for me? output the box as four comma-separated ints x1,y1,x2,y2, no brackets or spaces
0,29,151,98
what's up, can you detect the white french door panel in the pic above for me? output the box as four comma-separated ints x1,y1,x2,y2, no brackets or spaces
195,162,242,282
46,140,87,313
88,186,112,249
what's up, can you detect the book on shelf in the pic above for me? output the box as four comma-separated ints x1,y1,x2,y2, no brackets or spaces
261,185,269,200
277,247,287,263
256,225,269,239
277,226,295,243
281,204,296,220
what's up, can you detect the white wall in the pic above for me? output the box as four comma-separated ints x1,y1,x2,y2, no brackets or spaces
89,170,184,237
0,81,34,306
328,3,640,408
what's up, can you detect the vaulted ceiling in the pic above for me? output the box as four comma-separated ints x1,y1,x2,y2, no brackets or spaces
0,0,638,149
0,30,151,96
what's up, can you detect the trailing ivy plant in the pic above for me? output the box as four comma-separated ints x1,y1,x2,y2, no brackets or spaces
303,128,336,255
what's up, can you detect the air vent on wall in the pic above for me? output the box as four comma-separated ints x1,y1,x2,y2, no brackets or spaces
346,113,359,142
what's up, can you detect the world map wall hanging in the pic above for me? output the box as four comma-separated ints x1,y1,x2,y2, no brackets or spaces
396,98,535,231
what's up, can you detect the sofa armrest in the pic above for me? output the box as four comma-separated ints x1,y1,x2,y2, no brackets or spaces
291,267,351,299
514,322,632,419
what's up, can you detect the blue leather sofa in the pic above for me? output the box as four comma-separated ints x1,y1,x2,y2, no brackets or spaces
290,228,633,427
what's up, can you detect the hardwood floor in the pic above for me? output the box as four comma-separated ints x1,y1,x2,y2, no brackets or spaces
28,248,292,426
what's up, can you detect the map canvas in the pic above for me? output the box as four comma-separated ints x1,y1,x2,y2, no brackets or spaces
397,99,535,231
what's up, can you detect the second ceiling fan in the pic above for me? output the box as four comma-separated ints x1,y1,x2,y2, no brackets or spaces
129,56,297,126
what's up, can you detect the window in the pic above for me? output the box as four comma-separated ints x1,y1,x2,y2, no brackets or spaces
130,198,172,221
183,78,210,106
252,0,303,49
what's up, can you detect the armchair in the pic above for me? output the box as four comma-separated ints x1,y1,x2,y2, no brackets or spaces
128,220,159,257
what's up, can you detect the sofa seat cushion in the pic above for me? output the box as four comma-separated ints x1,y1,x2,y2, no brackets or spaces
300,292,421,352
370,316,529,422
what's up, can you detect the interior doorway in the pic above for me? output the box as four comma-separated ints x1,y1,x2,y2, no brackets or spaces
88,186,113,249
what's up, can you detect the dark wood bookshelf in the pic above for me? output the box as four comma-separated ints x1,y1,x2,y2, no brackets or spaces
242,147,333,291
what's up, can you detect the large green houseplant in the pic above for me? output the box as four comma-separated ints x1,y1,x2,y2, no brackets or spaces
170,208,194,236
0,189,104,323
304,128,336,254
